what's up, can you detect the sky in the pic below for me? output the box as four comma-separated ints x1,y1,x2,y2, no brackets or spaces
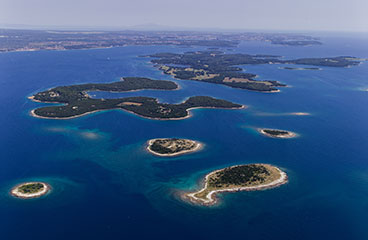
0,0,367,32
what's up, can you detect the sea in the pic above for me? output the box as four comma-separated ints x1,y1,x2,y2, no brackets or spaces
0,32,367,240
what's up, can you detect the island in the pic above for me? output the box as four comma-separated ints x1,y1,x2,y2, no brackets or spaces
183,164,287,206
145,51,286,92
29,77,244,119
145,51,362,92
10,182,51,199
147,138,202,156
279,67,321,70
289,112,310,116
258,128,297,138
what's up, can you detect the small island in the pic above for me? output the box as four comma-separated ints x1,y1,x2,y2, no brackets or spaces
258,128,297,138
10,182,51,199
29,77,243,120
279,67,321,70
147,138,202,156
183,164,287,206
289,112,310,116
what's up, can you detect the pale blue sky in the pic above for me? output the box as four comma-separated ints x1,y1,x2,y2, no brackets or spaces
1,0,367,32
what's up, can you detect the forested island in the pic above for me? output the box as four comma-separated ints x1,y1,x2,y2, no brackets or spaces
29,77,243,119
10,182,51,199
147,138,202,156
145,51,362,92
183,164,287,206
145,51,286,92
258,128,297,138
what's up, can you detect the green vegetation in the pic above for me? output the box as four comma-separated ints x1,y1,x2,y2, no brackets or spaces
31,77,242,119
147,51,285,92
33,77,178,103
208,164,271,188
263,129,289,136
18,183,44,194
146,51,362,92
286,56,361,67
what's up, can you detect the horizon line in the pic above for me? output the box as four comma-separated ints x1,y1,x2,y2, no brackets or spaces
1,23,367,34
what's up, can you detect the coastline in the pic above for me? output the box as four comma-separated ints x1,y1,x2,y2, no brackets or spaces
182,165,288,206
29,108,114,120
29,104,246,121
146,138,203,157
255,112,311,117
10,182,51,199
279,67,321,71
261,89,281,93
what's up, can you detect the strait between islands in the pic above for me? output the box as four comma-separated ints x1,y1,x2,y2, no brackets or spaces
28,77,244,120
182,164,287,206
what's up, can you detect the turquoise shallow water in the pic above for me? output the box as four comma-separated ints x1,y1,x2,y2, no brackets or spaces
0,34,368,239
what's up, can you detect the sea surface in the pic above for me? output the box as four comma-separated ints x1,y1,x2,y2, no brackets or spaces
0,33,368,240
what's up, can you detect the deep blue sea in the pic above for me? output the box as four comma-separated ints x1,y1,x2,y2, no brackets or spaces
0,33,368,240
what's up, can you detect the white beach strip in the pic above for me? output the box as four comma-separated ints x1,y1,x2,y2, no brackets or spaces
10,182,51,199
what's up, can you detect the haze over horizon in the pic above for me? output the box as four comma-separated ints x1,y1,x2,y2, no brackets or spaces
1,0,367,32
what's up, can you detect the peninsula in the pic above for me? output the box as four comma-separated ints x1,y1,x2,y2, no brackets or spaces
183,164,287,206
29,77,243,119
10,182,51,199
146,51,362,92
258,128,297,138
147,138,202,156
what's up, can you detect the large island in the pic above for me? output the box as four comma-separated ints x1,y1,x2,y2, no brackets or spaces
147,138,202,156
183,164,287,206
29,77,243,119
145,51,362,92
